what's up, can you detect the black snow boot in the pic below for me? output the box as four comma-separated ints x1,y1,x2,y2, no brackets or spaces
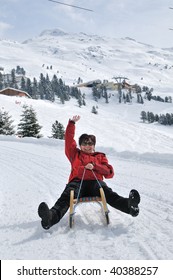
128,189,140,217
38,202,53,230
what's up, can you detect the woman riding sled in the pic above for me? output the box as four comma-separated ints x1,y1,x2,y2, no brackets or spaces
38,115,140,229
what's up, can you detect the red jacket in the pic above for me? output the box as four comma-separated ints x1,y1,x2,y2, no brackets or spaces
65,121,114,182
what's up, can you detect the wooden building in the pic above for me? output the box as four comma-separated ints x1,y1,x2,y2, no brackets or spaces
77,79,102,88
0,87,31,98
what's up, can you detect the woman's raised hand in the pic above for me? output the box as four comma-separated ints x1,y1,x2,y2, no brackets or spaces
71,115,80,123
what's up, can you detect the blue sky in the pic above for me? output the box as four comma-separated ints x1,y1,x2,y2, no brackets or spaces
0,0,173,47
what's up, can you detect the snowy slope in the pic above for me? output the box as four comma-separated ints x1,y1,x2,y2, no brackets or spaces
0,92,173,260
1,29,173,94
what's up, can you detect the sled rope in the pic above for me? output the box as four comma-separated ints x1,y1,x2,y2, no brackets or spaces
69,169,110,228
92,170,110,219
74,169,104,210
91,170,103,188
75,168,86,206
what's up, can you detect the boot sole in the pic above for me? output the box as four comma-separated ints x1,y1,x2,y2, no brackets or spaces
38,202,51,229
129,190,140,217
129,189,140,207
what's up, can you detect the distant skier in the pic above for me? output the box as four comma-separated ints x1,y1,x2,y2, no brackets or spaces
38,115,140,229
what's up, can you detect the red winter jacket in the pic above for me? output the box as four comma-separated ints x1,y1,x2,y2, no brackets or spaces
65,120,114,182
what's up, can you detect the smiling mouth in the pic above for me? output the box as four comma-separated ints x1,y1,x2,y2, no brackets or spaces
84,148,92,152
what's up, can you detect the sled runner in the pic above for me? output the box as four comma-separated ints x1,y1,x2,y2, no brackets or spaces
69,187,110,228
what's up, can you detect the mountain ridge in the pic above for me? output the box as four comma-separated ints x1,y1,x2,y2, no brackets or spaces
1,29,173,94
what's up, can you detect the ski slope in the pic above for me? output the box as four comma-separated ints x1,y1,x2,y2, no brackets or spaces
0,94,173,260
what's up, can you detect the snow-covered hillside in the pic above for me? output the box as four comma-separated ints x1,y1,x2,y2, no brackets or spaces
0,91,173,260
1,29,173,94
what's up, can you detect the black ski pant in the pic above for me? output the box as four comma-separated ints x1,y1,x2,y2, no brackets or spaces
50,180,130,226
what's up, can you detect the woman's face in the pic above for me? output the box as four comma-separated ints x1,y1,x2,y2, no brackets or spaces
80,141,95,154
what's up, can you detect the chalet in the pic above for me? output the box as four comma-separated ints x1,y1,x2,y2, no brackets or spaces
0,87,31,98
78,80,120,90
77,79,102,88
76,77,137,92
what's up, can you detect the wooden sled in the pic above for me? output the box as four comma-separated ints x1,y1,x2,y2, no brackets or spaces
69,187,110,228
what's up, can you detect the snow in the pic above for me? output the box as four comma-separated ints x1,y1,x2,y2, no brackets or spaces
0,30,173,262
0,91,173,260
2,30,173,93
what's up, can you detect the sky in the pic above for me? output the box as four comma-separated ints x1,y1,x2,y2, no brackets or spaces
1,0,173,48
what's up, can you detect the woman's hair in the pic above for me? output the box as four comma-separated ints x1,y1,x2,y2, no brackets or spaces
79,134,96,146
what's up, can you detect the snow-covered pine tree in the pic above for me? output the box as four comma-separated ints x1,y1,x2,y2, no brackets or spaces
26,78,32,97
165,113,172,125
51,120,65,139
0,72,3,90
158,114,167,125
45,74,54,101
51,74,59,98
39,73,46,100
147,112,155,123
32,78,38,99
140,111,147,123
103,86,109,103
82,93,86,106
20,76,26,92
17,105,42,138
91,106,98,114
155,114,159,122
78,98,82,107
10,69,18,89
0,110,15,135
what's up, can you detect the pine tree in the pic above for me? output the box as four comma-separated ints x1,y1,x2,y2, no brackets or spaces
20,76,26,92
168,96,172,103
141,95,144,104
51,120,65,139
159,114,167,125
140,111,147,122
51,74,59,98
166,113,172,125
171,114,173,125
32,78,38,99
26,78,32,97
91,106,98,114
82,93,86,106
155,114,159,122
78,97,82,107
147,112,155,123
39,73,46,100
92,85,100,101
137,93,143,103
16,65,26,75
45,74,54,101
103,86,109,103
17,105,42,138
0,72,3,90
10,69,18,89
165,96,169,103
0,110,15,135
